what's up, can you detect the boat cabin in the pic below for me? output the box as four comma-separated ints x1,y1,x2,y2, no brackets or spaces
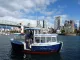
34,34,57,43
14,28,41,41
24,28,41,34
13,28,58,45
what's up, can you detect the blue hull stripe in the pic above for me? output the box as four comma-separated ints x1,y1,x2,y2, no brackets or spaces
31,43,62,52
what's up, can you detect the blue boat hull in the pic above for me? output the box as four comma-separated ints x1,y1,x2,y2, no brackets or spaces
31,43,62,52
24,42,62,54
11,39,62,54
11,40,24,51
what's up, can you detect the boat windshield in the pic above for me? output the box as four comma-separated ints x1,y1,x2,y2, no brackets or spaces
34,34,57,43
14,34,25,41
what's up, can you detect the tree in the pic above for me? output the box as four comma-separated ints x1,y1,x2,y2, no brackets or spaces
74,29,77,33
61,29,65,34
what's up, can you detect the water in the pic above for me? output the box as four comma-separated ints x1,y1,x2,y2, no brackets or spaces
0,35,80,60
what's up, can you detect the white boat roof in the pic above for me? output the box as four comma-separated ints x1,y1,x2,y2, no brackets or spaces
25,28,41,30
34,34,57,37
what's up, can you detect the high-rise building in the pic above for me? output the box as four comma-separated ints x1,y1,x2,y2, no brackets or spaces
64,20,75,33
54,16,61,30
43,20,47,28
36,20,41,28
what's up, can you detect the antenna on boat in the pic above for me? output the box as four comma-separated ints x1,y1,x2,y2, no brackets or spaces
36,2,37,27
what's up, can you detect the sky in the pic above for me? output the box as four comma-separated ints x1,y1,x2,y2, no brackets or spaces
0,0,80,27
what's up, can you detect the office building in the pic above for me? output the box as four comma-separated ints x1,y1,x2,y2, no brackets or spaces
54,16,61,30
64,20,75,33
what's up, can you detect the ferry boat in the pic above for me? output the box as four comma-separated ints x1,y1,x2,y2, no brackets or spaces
10,28,63,54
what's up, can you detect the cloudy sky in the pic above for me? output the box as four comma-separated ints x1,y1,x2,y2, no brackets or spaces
0,0,80,26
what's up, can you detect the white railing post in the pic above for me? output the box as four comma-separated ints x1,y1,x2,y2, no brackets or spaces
33,30,35,43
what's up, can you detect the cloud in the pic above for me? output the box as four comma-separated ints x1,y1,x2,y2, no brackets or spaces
39,5,66,16
0,16,38,27
60,15,68,26
0,6,23,18
0,0,67,28
0,0,57,18
33,0,57,8
0,0,66,21
61,15,68,24
40,10,55,16
48,22,54,28
38,16,45,20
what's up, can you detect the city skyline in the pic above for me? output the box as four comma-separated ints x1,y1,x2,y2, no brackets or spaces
0,0,80,27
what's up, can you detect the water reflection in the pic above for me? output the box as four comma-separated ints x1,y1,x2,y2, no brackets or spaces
10,49,24,60
10,49,62,60
30,53,62,60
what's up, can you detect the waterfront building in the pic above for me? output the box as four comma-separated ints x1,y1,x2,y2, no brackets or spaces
64,20,75,33
54,16,61,30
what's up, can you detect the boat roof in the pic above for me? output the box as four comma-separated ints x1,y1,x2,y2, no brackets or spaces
25,28,41,30
34,34,57,37
14,33,25,36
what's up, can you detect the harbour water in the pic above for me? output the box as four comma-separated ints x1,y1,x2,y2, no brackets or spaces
0,35,80,60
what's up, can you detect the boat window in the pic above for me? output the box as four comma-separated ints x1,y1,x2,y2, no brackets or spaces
41,37,45,43
35,30,40,34
35,30,37,34
46,37,51,42
52,37,56,42
35,37,40,43
14,35,25,41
